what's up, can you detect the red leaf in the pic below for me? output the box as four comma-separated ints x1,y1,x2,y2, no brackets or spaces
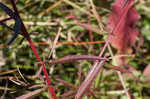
107,0,140,54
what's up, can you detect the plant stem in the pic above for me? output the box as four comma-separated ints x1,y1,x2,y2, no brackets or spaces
9,0,57,98
107,44,131,99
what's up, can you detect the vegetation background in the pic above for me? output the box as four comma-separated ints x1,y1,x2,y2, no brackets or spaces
0,0,150,99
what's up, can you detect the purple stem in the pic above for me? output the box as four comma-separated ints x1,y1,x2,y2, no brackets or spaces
49,55,109,64
75,53,109,99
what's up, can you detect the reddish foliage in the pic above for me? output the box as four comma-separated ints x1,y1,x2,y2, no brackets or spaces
107,0,140,54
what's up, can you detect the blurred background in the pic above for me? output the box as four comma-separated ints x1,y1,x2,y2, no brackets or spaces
0,0,150,99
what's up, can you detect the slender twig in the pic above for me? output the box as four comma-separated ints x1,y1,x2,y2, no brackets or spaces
48,27,62,58
0,69,17,76
107,45,131,99
9,0,57,98
109,54,135,59
89,0,104,30
16,86,47,99
16,65,28,83
38,0,63,17
48,55,109,64
106,89,129,95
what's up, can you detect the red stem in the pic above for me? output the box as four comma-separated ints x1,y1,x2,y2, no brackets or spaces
9,0,57,98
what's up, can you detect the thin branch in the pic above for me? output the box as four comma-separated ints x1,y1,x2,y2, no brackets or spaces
48,27,62,58
48,55,109,64
17,65,28,83
16,87,47,99
89,0,104,30
38,0,63,17
9,0,57,98
107,44,131,99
